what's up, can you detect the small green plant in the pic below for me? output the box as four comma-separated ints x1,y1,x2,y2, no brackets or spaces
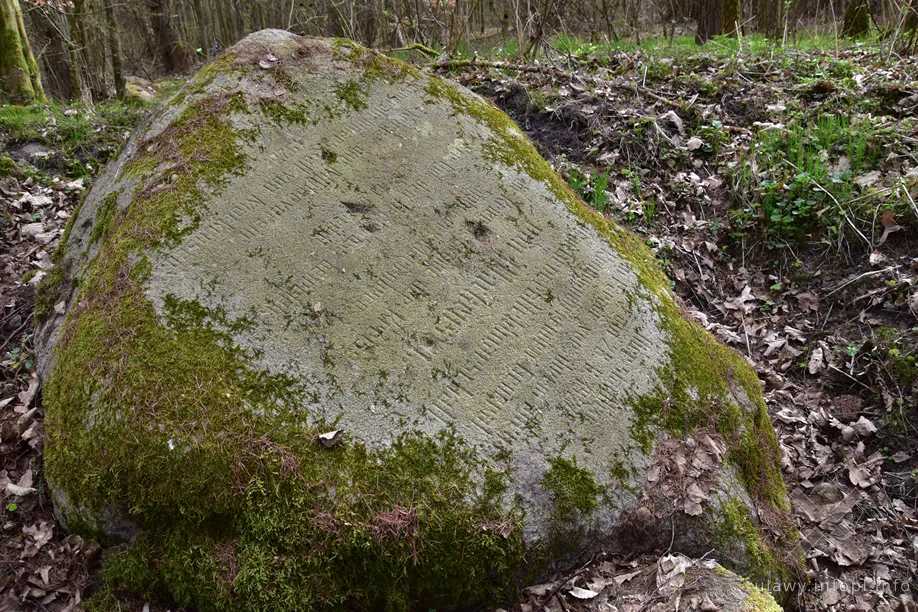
5,503,17,512
728,113,891,247
863,328,918,434
7,340,34,370
554,34,603,60
567,167,610,212
642,198,658,223
0,153,16,176
693,120,729,155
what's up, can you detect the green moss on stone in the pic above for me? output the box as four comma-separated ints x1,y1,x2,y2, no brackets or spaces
741,579,785,612
542,456,602,526
268,68,300,93
713,500,797,599
187,53,245,96
257,98,311,125
331,39,422,85
90,192,118,245
34,264,66,323
320,147,337,163
333,79,369,112
707,565,783,612
91,425,523,611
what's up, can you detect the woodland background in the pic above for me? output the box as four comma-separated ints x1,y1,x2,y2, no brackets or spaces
0,0,914,103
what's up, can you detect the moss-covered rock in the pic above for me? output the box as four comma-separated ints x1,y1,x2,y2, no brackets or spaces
36,29,801,610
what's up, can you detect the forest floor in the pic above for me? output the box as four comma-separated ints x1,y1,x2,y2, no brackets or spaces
3,37,918,611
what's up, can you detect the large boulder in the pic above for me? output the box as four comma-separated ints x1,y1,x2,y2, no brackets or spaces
36,30,800,610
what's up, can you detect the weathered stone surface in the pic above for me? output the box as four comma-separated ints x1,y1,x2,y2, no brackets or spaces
36,30,800,609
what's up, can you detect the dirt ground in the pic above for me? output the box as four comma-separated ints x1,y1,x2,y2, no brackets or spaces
3,42,918,610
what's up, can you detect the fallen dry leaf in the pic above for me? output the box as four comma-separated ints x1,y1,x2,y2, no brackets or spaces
568,586,599,599
6,469,36,497
21,521,53,559
318,430,343,447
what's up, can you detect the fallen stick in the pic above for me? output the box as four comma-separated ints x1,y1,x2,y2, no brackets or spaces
430,58,685,108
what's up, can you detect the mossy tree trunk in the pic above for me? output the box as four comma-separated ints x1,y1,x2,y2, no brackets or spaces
104,0,126,99
696,0,723,43
26,5,74,100
842,0,871,37
754,0,783,37
0,0,44,102
722,0,740,36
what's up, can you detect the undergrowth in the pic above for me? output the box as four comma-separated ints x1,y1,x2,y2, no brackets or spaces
0,100,151,178
728,113,897,247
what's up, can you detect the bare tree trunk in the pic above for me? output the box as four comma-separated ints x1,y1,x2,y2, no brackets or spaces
68,0,90,102
600,0,619,40
525,0,554,58
104,0,126,99
842,0,870,36
191,0,209,57
754,0,783,36
628,0,641,43
26,6,73,99
697,0,723,42
722,0,741,35
0,0,44,102
148,0,187,73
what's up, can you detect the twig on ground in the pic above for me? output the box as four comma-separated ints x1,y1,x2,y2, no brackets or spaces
827,364,874,392
825,265,901,298
535,556,597,612
430,58,685,108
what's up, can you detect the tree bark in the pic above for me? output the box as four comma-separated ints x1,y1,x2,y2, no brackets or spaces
842,0,870,37
0,0,44,102
104,0,126,99
754,0,783,37
68,0,93,103
722,0,740,35
26,6,73,99
696,0,723,43
147,0,187,73
190,0,209,57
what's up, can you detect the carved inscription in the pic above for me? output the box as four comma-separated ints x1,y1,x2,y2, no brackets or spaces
147,71,666,464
